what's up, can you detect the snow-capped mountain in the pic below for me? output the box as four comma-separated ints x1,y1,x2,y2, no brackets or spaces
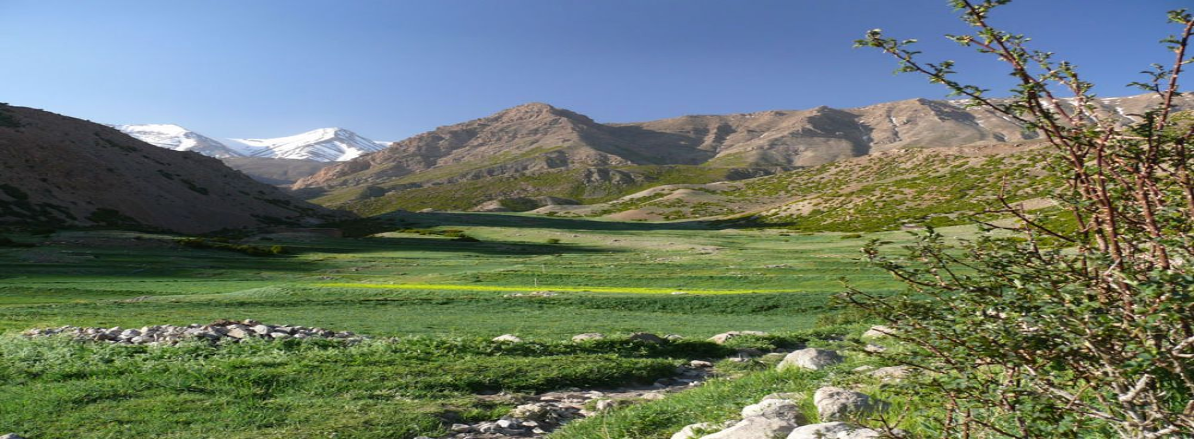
228,128,386,162
113,124,244,159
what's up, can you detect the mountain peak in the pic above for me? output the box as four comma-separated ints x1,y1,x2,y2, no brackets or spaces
228,127,384,162
491,102,594,124
113,124,244,159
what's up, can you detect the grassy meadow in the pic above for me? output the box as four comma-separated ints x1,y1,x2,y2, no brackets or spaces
0,212,966,438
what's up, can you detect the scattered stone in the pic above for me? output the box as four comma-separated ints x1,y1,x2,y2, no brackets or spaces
1,434,26,439
21,320,360,345
689,360,713,368
869,366,912,382
786,422,882,439
504,291,559,298
628,332,665,344
493,334,523,343
665,334,685,341
740,399,806,423
571,333,605,342
813,387,886,421
863,344,887,353
708,331,768,344
699,416,799,439
509,403,553,421
851,365,876,374
861,325,894,339
777,348,844,371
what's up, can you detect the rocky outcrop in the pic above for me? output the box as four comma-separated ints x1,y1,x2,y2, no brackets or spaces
22,320,360,344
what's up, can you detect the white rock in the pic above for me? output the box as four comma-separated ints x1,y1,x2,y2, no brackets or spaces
690,360,714,368
786,422,881,439
861,326,894,339
1,434,27,439
493,334,523,343
709,331,768,344
700,416,799,439
672,422,719,439
813,387,885,421
741,399,806,423
571,333,605,342
870,366,912,382
777,348,843,371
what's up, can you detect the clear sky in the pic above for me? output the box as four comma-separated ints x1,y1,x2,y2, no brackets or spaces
0,0,1185,141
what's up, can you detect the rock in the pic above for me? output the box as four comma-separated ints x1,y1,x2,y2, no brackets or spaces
786,422,881,439
852,365,876,374
689,360,713,368
813,387,886,421
861,325,894,339
777,348,844,371
700,416,799,439
672,422,720,439
493,334,523,343
450,423,472,433
864,344,887,353
640,391,666,400
628,332,665,344
509,403,552,421
571,333,605,342
251,324,271,335
741,399,806,423
870,366,912,381
225,327,250,339
1,434,26,439
709,331,768,344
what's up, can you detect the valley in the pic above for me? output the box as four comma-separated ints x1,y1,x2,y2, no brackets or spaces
0,212,950,438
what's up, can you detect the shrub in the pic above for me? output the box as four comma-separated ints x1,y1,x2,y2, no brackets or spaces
846,2,1194,437
545,238,561,244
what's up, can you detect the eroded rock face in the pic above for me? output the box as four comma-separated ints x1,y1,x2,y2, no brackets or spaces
786,422,881,439
777,348,844,371
22,320,360,345
813,387,886,422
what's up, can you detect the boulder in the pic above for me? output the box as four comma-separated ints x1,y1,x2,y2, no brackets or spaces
870,366,912,382
813,387,886,421
492,334,523,343
861,326,894,339
672,422,720,439
1,434,26,439
786,422,881,439
571,333,605,342
700,416,799,439
628,332,665,344
709,331,768,344
777,348,843,371
741,399,807,423
689,360,714,368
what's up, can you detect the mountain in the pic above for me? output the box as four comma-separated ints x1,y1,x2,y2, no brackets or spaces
229,128,385,162
295,93,1189,215
219,157,332,186
533,141,1058,231
113,124,244,159
0,104,345,233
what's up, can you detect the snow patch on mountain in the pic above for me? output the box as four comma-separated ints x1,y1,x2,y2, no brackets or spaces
228,128,386,162
113,124,244,158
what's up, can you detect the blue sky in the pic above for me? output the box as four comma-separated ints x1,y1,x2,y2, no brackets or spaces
0,1,1185,141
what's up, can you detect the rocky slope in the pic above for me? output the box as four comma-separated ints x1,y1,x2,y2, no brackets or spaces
0,105,343,233
295,94,1188,215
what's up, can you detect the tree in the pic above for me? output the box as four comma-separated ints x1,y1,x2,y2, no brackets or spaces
844,1,1194,437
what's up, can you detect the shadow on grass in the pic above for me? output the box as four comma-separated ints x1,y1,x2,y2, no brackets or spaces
335,211,790,233
289,234,618,256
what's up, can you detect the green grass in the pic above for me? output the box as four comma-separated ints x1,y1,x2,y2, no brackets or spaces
0,213,981,438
